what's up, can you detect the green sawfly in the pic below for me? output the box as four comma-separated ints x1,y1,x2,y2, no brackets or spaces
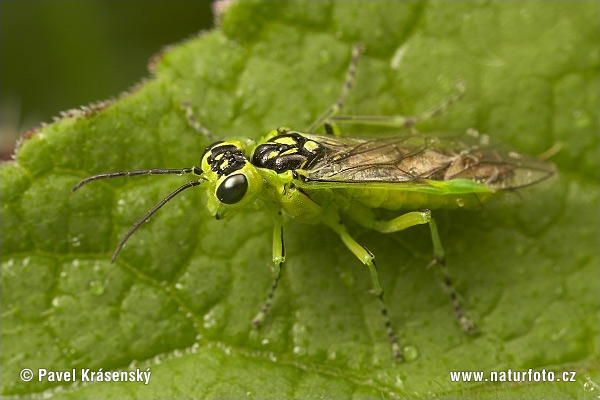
72,44,556,360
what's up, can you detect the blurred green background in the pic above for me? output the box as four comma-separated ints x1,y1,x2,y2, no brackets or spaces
1,1,214,160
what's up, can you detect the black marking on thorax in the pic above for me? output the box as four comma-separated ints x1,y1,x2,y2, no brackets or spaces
252,131,322,174
204,143,247,177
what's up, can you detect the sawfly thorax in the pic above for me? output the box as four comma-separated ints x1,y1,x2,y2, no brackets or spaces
251,128,322,173
200,140,263,216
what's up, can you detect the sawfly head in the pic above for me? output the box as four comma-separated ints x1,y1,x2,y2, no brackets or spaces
71,139,265,262
199,140,264,216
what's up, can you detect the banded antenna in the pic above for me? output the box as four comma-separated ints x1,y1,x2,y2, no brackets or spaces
72,167,203,262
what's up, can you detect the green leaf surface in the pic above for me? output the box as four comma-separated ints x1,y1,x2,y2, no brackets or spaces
1,2,598,399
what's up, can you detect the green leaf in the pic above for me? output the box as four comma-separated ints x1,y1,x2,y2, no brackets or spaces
2,2,598,399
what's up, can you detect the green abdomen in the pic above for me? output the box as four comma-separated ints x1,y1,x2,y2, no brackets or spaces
337,187,493,210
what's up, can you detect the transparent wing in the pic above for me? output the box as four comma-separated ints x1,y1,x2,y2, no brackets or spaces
299,132,556,191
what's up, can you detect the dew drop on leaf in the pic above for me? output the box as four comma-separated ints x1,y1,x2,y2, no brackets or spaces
582,376,599,393
70,235,82,248
89,279,105,296
402,345,418,361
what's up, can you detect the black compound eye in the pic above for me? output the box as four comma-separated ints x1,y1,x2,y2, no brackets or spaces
216,174,248,204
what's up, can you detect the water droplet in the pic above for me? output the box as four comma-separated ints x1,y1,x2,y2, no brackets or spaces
395,375,405,389
51,297,63,308
573,110,591,129
555,286,564,296
550,327,567,341
466,128,479,138
319,50,331,64
519,9,531,20
190,342,200,353
391,43,409,70
89,280,105,296
93,262,102,272
338,270,355,288
213,68,223,79
248,328,261,341
203,311,216,329
455,198,465,208
292,322,307,337
261,338,270,345
582,376,599,392
402,345,418,361
70,236,81,248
